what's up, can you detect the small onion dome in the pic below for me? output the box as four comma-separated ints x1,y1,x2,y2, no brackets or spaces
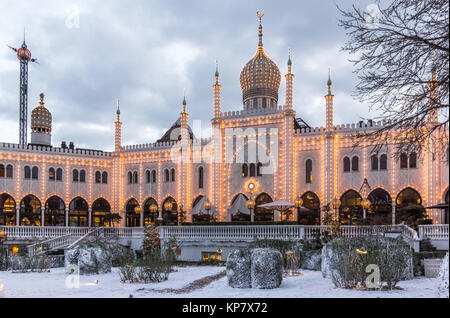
239,31,281,104
31,93,52,134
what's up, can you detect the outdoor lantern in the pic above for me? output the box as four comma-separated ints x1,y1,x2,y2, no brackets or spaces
362,199,371,209
164,201,173,211
149,204,158,213
204,200,212,211
332,198,341,209
217,249,222,254
246,200,256,209
134,206,142,214
295,196,303,208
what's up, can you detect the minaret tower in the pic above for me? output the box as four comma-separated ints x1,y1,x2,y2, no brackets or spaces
179,92,191,221
428,66,439,123
213,61,222,118
114,100,122,152
284,48,294,110
8,32,39,145
323,69,336,219
30,93,52,146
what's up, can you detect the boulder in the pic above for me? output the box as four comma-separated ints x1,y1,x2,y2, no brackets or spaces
226,249,252,288
250,248,283,289
226,248,283,289
438,253,449,298
65,245,112,275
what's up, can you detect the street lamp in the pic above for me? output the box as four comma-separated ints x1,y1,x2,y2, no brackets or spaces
204,200,212,222
246,199,256,222
331,197,341,221
134,205,142,228
295,196,303,223
361,199,371,221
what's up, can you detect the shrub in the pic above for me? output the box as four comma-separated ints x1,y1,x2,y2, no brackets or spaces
0,247,9,271
119,250,174,283
249,238,300,269
325,236,412,290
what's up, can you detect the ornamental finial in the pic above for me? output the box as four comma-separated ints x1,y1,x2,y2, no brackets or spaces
39,92,44,105
257,10,264,48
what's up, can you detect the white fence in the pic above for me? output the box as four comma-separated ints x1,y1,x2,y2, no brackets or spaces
419,224,449,240
0,226,144,240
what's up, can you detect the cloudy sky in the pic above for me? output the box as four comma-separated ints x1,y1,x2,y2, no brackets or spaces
0,0,378,151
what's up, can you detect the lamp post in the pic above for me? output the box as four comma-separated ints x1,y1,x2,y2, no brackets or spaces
246,199,256,222
331,197,341,221
164,201,173,225
295,196,303,224
204,200,212,222
134,205,143,227
149,204,158,225
361,198,371,221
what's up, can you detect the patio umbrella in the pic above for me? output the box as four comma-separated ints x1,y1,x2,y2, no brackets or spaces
258,200,295,221
425,203,449,209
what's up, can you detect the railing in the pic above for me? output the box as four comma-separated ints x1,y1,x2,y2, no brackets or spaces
160,224,419,248
160,225,305,241
419,224,449,240
27,235,76,256
0,226,144,240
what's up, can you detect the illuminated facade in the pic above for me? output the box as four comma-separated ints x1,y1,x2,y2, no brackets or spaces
0,16,448,228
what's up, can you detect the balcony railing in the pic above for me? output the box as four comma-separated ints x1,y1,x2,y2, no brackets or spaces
419,224,449,240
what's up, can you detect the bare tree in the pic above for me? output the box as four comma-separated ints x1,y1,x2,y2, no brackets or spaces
338,0,449,160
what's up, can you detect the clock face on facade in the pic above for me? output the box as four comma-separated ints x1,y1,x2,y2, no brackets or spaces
248,182,255,191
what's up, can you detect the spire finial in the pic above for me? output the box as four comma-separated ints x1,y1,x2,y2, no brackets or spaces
287,47,292,66
256,10,264,48
215,60,220,84
116,99,120,115
39,92,44,105
22,28,27,48
182,89,187,113
327,68,332,94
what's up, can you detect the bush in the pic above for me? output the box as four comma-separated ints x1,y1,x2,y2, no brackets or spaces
181,221,298,226
249,238,299,268
118,250,174,283
0,247,9,271
10,254,51,273
324,236,412,290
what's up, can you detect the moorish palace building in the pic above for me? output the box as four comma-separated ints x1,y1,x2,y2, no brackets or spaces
0,16,448,228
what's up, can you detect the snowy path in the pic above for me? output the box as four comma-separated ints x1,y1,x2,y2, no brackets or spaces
0,266,441,298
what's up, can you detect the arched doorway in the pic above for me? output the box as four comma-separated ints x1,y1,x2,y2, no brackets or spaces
367,188,392,225
300,192,321,225
92,198,111,227
69,197,89,227
45,196,66,226
0,193,16,226
143,197,158,226
396,188,424,228
20,195,41,226
254,193,274,221
125,198,140,227
230,194,250,221
162,197,178,225
339,190,363,225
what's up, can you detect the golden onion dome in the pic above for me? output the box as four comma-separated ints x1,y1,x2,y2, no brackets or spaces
31,93,52,133
239,15,281,104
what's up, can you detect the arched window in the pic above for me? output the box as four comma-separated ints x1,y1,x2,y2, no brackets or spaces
305,159,313,183
69,197,89,227
133,171,138,184
92,198,112,227
79,170,86,183
343,157,350,172
164,169,170,182
125,198,140,227
253,98,258,109
198,167,204,189
32,166,39,180
152,170,156,183
45,196,65,226
0,193,16,225
339,190,363,225
380,154,387,170
249,163,256,177
73,169,79,182
409,152,417,168
128,171,133,184
299,192,321,225
400,153,408,169
257,163,263,176
352,156,359,172
56,168,63,181
371,155,378,171
0,164,4,178
24,166,31,179
102,171,108,184
95,171,101,184
254,193,274,221
145,170,150,184
6,165,13,178
20,195,42,226
262,97,267,108
171,168,175,182
242,164,248,177
49,168,55,181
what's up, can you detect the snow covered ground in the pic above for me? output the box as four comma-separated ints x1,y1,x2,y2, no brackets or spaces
0,266,442,298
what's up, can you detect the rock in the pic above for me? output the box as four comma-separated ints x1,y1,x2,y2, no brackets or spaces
250,248,283,289
438,253,449,298
300,250,322,271
226,249,252,288
65,245,112,275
